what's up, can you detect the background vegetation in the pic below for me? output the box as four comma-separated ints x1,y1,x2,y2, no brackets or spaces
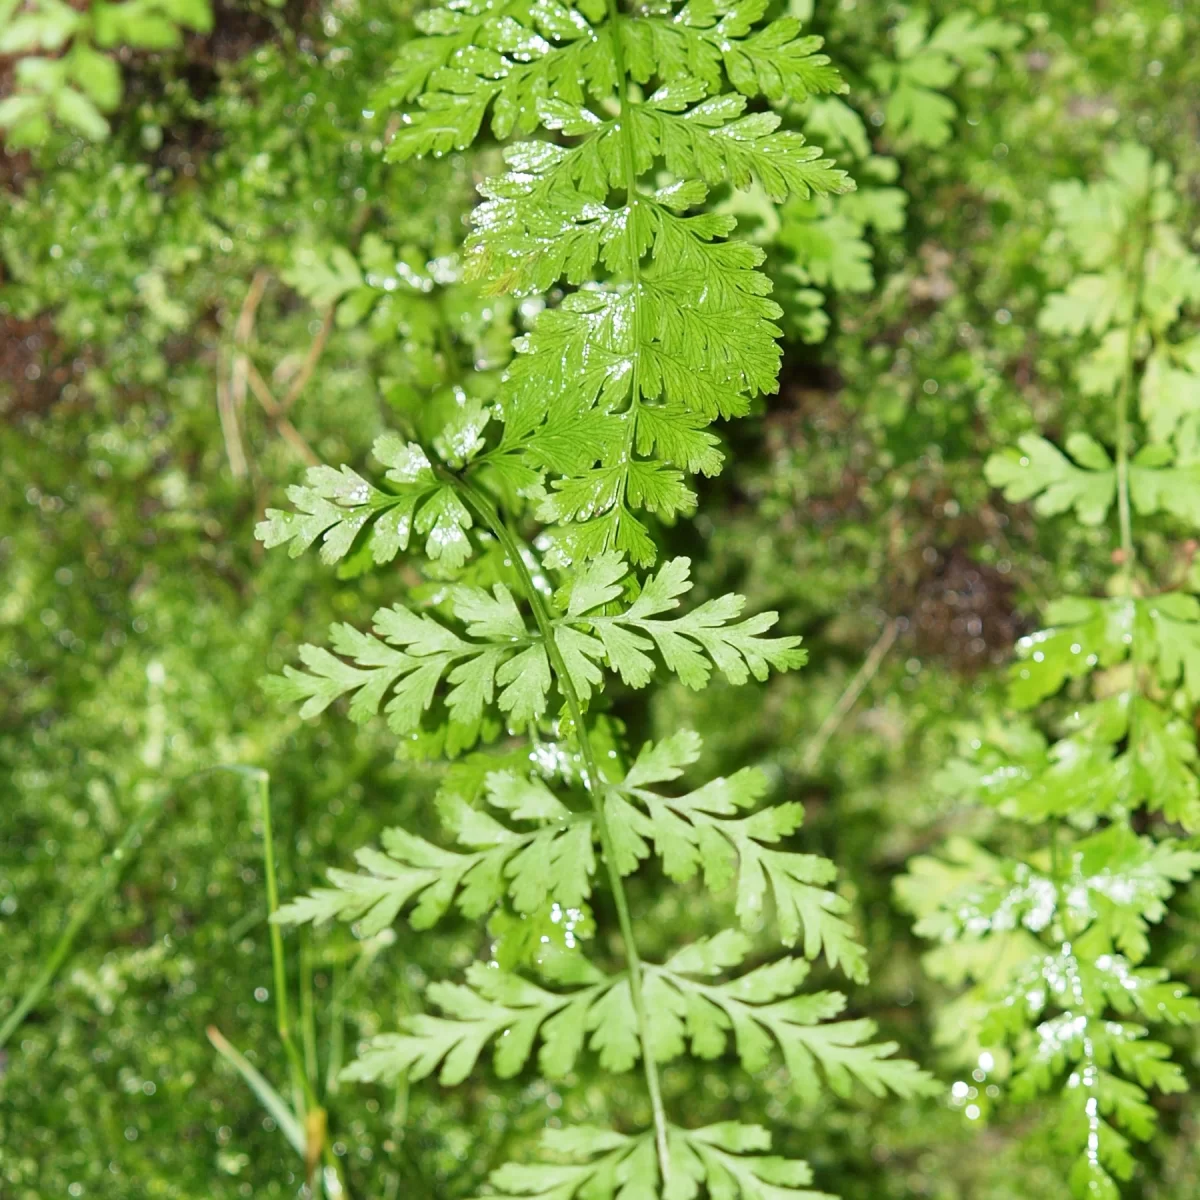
3,0,1199,1197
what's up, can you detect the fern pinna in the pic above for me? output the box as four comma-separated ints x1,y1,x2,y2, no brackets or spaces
257,0,935,1194
899,145,1200,1199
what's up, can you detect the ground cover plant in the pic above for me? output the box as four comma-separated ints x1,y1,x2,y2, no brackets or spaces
4,1,1200,1198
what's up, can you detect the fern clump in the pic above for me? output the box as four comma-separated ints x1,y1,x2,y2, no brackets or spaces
258,1,937,1192
899,144,1200,1199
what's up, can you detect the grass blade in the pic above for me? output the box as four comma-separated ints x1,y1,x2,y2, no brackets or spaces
206,1025,306,1155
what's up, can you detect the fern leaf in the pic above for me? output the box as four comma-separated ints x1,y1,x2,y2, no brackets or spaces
609,731,865,979
343,960,609,1085
480,1117,866,1198
377,0,852,561
255,433,475,568
274,768,597,932
650,932,938,1102
559,553,806,690
984,433,1116,527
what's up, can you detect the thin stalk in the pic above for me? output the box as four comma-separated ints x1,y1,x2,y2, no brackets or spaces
1114,390,1135,587
452,472,674,1187
257,768,308,1105
301,932,320,1083
326,960,346,1096
255,770,350,1199
604,0,639,213
207,1024,307,1156
1048,816,1069,945
225,907,266,944
1111,190,1153,833
1113,191,1153,587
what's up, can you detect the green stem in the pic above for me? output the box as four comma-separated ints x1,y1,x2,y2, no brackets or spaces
1112,188,1154,827
1114,195,1153,586
452,472,674,1187
258,770,305,1095
604,0,638,210
301,932,320,1083
326,960,346,1096
256,770,350,1199
1114,377,1135,584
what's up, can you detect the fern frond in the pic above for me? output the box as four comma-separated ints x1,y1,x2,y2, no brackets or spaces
257,6,932,1192
343,929,935,1100
915,142,1200,1197
342,959,612,1085
556,553,806,692
480,1123,837,1200
376,0,852,563
267,553,804,746
274,770,596,931
255,433,476,569
900,827,1200,1199
265,589,544,743
867,11,1021,148
604,730,863,978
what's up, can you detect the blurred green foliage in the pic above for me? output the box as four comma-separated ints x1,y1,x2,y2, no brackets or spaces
0,0,213,146
3,0,1200,1197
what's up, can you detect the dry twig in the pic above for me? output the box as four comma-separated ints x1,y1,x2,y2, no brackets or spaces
215,348,249,478
244,361,320,466
801,617,902,773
